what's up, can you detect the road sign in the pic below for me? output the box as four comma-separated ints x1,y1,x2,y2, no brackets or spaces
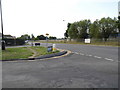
85,39,91,44
46,33,49,36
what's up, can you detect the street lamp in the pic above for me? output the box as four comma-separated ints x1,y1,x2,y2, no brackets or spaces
0,0,5,50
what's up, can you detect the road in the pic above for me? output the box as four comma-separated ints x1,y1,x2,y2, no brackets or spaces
2,43,118,88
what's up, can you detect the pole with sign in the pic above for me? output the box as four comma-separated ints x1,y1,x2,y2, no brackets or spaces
0,0,5,50
46,33,49,47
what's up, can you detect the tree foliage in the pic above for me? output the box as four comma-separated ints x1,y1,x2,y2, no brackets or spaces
37,35,46,40
49,36,57,40
66,17,119,41
18,34,31,40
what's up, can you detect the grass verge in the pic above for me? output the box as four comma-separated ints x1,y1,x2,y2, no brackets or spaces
30,46,59,57
2,46,59,60
38,40,119,47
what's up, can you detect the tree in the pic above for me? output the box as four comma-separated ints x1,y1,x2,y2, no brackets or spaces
78,20,91,39
110,17,119,38
64,30,68,38
89,20,102,39
31,34,35,40
68,22,79,39
99,17,117,41
37,35,46,40
49,36,57,40
64,23,71,38
65,17,118,41
117,16,120,33
18,34,30,40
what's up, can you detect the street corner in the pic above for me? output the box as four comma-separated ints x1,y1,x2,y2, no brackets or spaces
1,48,71,62
35,48,71,60
56,48,72,57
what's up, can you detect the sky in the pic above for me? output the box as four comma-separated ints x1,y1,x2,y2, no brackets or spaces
0,0,119,38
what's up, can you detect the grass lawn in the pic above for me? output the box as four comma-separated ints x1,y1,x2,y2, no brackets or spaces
38,40,119,47
2,46,59,60
2,47,33,60
30,46,59,57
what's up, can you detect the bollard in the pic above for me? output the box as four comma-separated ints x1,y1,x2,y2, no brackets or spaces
47,46,53,52
53,44,56,51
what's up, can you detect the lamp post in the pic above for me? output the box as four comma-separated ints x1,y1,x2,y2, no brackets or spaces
0,0,5,50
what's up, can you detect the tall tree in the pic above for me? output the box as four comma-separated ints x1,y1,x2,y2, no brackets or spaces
31,34,35,40
89,20,102,39
68,22,79,39
37,35,46,40
49,36,57,40
64,23,71,38
99,17,117,41
18,34,30,40
78,20,91,39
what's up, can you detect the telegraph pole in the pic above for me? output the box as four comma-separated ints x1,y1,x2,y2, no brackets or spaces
0,0,5,50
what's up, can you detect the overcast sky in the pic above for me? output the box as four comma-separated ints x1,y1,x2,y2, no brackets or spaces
0,0,119,38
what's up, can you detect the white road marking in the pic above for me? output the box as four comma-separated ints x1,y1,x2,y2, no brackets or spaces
79,53,84,55
75,52,79,54
28,60,36,61
86,54,92,57
104,58,114,61
72,52,115,62
88,55,92,56
94,56,102,59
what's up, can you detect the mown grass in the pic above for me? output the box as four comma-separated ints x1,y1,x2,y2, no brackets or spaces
2,47,33,60
30,46,59,57
38,40,119,47
0,50,2,60
2,46,59,60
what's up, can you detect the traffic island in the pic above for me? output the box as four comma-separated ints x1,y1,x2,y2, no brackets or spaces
1,46,69,62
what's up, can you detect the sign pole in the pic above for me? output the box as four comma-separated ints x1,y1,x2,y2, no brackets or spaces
0,0,5,50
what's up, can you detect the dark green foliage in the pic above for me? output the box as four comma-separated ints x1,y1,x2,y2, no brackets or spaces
37,35,46,40
99,17,117,41
90,20,102,39
64,23,71,38
18,34,31,40
66,17,118,41
49,36,57,40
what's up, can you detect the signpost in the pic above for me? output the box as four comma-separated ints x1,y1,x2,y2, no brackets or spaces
0,0,5,50
46,33,49,47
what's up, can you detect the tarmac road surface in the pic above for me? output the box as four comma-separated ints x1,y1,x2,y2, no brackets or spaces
2,43,118,88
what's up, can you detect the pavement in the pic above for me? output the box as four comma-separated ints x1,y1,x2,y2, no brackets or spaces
2,43,118,88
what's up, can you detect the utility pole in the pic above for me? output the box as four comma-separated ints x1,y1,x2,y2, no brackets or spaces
0,0,5,50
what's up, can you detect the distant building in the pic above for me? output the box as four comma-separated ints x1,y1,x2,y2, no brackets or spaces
4,35,16,39
118,1,120,16
0,33,16,39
